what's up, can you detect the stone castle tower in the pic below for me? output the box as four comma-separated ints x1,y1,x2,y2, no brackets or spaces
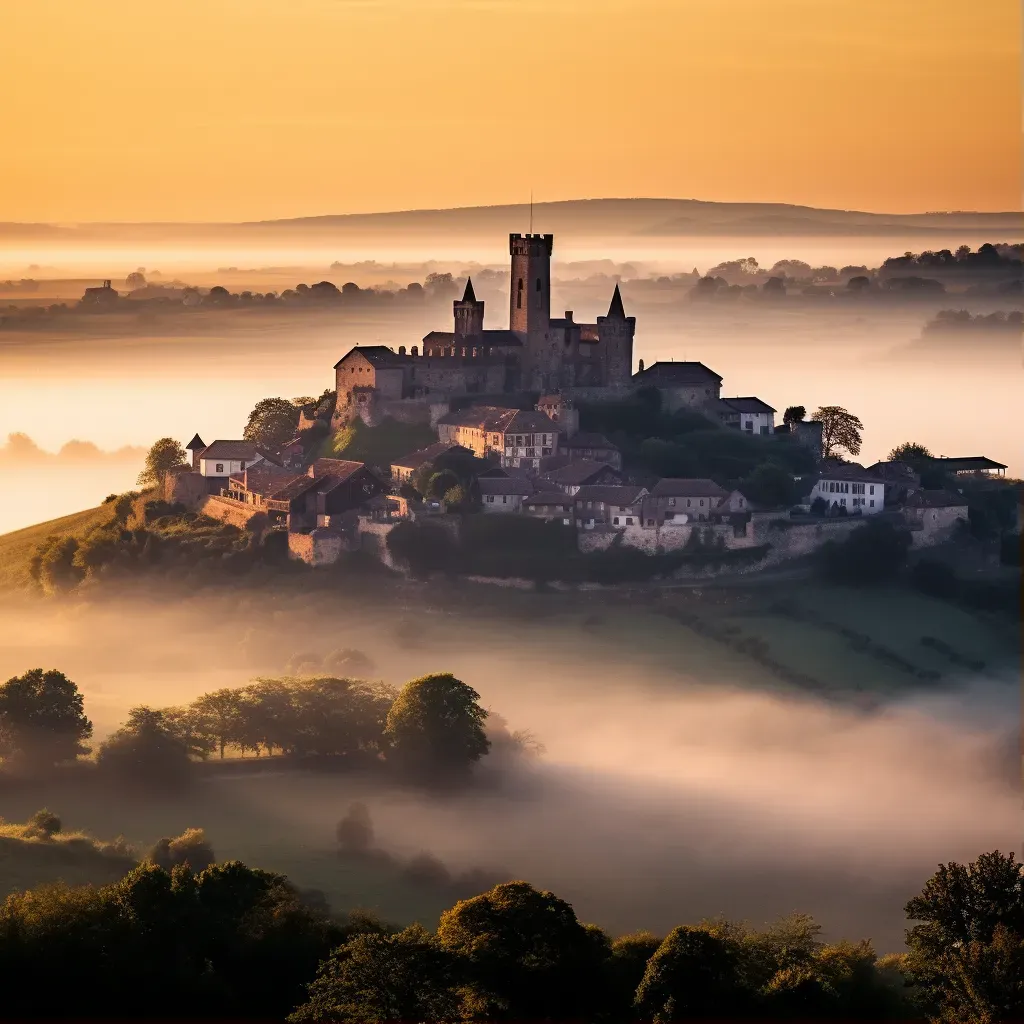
453,277,484,337
596,284,636,387
509,233,552,335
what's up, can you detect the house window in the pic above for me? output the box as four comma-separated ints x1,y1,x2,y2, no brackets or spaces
613,517,620,525
870,500,875,507
240,461,246,470
215,463,224,473
502,496,507,504
686,499,691,507
486,495,494,503
870,485,875,494
668,497,676,507
700,499,704,506
626,517,633,525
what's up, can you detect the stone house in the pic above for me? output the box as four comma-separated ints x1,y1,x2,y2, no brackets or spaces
649,478,730,524
631,361,723,412
572,485,648,530
522,491,574,524
390,442,474,484
478,476,534,513
716,397,776,435
540,460,624,496
437,406,558,471
810,462,886,515
558,431,622,469
196,440,280,491
903,489,968,539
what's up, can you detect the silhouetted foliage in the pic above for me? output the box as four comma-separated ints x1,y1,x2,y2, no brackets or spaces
0,668,92,768
95,706,193,790
820,521,912,584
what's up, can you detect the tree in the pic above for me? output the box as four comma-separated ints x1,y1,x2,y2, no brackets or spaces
904,851,1024,1024
0,668,92,767
243,397,301,450
634,925,748,1020
336,802,374,854
783,405,806,426
436,880,603,1020
813,406,864,460
289,924,460,1024
847,275,871,292
137,437,187,486
888,441,933,470
125,271,146,290
95,706,193,789
609,931,663,1017
384,673,489,778
190,688,247,759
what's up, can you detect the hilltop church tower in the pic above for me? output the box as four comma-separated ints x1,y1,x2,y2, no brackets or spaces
453,277,484,337
596,284,636,387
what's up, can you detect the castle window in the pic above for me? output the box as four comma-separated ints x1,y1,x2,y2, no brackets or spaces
516,279,523,309
535,278,541,292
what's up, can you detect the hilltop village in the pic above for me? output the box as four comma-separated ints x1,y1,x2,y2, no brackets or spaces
167,234,1004,577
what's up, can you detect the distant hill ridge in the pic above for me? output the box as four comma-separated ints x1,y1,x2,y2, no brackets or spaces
0,198,1019,240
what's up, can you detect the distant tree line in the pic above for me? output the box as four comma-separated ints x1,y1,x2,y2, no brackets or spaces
0,667,498,787
0,838,1019,1023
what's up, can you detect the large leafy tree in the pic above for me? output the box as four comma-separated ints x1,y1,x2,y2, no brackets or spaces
0,668,92,767
634,925,750,1021
813,406,864,461
244,397,301,449
190,687,247,759
888,441,933,470
384,673,489,777
137,437,187,486
289,924,460,1024
904,850,1024,1023
436,880,603,1021
96,706,193,789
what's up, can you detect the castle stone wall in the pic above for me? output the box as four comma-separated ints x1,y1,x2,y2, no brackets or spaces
288,528,346,566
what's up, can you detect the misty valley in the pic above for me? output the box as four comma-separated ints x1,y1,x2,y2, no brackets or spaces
0,210,1020,1024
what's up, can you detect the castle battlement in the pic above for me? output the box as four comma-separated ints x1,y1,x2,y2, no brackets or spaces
333,232,633,419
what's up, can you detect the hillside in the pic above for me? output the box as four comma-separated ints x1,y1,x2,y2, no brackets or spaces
0,505,112,590
0,198,1019,243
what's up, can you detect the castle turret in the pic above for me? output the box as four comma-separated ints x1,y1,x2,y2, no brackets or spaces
186,433,206,470
596,284,636,387
453,277,484,337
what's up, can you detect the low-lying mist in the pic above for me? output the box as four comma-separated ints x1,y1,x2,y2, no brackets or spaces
0,585,1016,953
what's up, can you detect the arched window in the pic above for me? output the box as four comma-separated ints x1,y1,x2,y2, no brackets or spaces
516,279,523,309
535,277,542,292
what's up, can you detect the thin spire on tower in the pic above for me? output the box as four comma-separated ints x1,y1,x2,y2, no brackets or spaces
461,277,477,303
607,283,626,318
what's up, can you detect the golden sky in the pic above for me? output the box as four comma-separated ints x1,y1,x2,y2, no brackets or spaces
2,0,1019,222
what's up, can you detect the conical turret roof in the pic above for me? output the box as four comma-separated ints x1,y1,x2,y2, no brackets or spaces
607,283,625,318
461,277,477,303
186,433,206,450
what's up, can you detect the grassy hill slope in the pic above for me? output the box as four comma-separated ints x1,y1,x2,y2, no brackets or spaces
0,505,112,591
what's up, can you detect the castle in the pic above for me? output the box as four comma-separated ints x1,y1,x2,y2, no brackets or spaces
332,233,635,424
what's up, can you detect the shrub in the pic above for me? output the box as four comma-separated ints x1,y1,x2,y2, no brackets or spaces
147,827,215,872
820,520,912,584
25,808,62,838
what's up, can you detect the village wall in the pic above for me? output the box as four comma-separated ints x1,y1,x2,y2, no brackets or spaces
356,519,401,570
197,495,261,531
288,529,346,566
165,470,209,507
